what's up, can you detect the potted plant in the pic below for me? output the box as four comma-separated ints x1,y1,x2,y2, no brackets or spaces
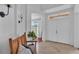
27,31,37,41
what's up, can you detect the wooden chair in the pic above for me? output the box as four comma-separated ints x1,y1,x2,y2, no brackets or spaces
9,32,37,54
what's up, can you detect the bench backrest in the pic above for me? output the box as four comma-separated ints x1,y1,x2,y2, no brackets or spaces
9,33,27,54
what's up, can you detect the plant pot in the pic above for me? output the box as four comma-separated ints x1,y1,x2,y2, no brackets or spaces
28,37,34,45
28,37,32,41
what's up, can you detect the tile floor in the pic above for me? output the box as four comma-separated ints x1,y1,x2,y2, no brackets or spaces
37,41,79,54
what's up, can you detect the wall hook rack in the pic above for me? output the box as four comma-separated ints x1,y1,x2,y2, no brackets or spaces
0,4,11,17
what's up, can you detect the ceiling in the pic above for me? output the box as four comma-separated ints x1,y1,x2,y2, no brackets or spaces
31,13,41,20
28,4,64,12
40,4,64,11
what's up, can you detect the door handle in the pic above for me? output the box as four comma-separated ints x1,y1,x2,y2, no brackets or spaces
56,30,58,34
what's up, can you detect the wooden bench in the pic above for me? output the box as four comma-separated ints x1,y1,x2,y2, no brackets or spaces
9,32,37,54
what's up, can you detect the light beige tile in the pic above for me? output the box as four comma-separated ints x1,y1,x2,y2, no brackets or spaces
37,41,79,54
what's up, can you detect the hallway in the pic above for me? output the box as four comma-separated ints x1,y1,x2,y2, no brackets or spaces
0,4,79,54
38,41,79,54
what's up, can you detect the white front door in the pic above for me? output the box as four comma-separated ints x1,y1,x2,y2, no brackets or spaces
47,21,57,41
47,19,71,44
56,23,64,43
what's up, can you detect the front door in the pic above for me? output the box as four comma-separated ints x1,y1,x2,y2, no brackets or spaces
47,21,57,41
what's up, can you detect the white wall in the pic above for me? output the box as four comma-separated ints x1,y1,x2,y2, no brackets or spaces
46,8,74,45
74,5,79,48
16,4,26,36
41,13,47,41
0,5,16,53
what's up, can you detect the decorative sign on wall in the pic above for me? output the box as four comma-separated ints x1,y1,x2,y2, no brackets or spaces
48,12,71,20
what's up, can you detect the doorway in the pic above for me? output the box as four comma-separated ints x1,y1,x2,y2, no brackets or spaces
31,13,42,42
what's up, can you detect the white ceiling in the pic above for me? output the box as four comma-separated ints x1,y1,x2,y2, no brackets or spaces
28,4,64,12
31,13,41,20
40,4,64,11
